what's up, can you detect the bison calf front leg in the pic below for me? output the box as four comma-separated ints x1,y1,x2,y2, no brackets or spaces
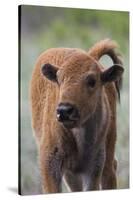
102,158,117,189
83,147,105,191
39,148,63,193
82,169,102,191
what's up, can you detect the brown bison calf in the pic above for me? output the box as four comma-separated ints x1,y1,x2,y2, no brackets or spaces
30,39,124,193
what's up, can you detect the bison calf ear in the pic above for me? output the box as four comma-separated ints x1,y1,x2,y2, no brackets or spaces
41,63,58,82
101,64,124,84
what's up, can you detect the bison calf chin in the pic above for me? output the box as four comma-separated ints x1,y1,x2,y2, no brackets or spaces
30,39,124,193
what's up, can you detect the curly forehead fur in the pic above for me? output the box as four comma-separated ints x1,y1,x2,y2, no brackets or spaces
55,52,101,87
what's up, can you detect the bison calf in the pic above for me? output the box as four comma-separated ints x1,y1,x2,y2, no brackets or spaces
30,39,124,193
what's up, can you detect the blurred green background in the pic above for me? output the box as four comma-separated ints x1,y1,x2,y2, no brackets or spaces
20,5,129,195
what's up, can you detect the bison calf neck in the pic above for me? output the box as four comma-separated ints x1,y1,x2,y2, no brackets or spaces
30,39,124,193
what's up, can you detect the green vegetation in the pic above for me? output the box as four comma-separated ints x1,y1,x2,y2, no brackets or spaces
20,5,129,195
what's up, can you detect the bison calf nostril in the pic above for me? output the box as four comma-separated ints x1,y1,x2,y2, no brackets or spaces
56,106,70,121
67,107,74,115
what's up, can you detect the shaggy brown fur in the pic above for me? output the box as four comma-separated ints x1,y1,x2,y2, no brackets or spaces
30,39,124,193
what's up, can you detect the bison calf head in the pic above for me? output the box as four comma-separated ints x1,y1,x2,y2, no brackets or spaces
41,52,123,129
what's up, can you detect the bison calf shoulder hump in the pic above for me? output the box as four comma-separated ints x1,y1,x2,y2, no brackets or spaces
30,39,124,193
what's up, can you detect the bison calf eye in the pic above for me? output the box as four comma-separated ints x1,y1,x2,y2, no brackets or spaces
86,75,96,88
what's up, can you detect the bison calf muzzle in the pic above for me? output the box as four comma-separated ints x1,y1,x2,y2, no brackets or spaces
56,103,79,126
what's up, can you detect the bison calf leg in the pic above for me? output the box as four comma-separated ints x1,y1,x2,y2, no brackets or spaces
63,170,82,192
83,147,105,191
82,173,101,191
102,159,117,189
39,148,63,193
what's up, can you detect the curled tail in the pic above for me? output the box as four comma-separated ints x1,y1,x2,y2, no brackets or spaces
88,39,123,101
